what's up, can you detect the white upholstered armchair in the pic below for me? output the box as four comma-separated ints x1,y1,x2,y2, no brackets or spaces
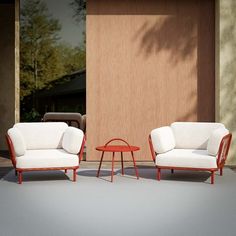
148,122,232,184
6,122,85,184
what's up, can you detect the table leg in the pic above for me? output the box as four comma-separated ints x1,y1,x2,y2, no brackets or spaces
97,151,104,177
111,152,115,182
121,152,124,175
131,151,139,179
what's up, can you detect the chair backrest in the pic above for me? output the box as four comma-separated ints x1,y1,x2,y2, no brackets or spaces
43,112,84,131
170,122,225,149
14,122,68,150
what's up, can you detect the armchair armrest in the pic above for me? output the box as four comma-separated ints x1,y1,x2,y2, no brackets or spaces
79,136,86,163
217,133,232,168
62,127,85,162
148,134,156,163
5,134,17,168
150,127,175,153
149,126,176,163
6,127,26,169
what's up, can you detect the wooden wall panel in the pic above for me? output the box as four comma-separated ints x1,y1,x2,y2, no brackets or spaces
87,0,215,161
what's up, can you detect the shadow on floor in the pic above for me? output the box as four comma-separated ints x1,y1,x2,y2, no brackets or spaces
0,150,12,178
77,169,117,182
2,166,226,184
3,170,71,183
0,167,13,179
126,166,213,182
78,167,213,184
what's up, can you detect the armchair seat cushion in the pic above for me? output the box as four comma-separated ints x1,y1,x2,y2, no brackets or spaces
156,149,217,169
16,149,79,169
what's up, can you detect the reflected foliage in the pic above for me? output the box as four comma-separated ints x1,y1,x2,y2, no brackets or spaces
20,0,86,121
70,0,86,22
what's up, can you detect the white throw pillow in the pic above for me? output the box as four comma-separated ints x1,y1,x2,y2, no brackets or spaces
207,127,229,156
151,126,175,154
62,127,84,154
7,128,26,156
170,122,225,149
14,122,68,150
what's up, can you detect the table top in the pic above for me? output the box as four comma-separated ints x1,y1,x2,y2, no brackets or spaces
96,145,140,152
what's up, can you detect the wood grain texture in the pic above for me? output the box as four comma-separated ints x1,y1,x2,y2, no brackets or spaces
87,0,215,161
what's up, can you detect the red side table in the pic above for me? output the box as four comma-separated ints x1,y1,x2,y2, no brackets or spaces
96,138,140,182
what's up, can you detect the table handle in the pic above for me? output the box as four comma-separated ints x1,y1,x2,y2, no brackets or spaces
104,138,132,148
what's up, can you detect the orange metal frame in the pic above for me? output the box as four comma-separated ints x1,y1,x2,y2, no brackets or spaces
148,133,232,184
96,138,139,182
6,134,86,184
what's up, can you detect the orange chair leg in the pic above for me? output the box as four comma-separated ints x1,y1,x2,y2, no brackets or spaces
220,168,223,176
157,168,161,181
18,171,22,184
211,171,215,184
73,169,76,182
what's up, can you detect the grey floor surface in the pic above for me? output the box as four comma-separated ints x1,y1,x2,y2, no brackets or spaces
0,167,236,236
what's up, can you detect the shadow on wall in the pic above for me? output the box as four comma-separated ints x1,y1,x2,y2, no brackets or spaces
220,0,236,164
133,16,197,122
133,16,197,63
88,0,215,125
132,1,215,122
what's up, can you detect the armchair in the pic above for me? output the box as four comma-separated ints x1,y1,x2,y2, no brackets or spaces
6,122,85,184
148,122,232,184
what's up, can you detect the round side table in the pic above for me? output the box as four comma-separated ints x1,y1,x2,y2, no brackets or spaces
96,138,140,182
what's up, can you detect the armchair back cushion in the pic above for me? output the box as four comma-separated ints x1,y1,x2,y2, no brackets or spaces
171,122,225,149
151,126,175,153
62,127,84,154
14,122,68,150
7,128,26,156
207,127,229,156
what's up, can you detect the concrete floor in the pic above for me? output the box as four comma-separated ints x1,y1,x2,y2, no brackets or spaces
1,167,236,236
0,151,12,178
1,151,236,236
